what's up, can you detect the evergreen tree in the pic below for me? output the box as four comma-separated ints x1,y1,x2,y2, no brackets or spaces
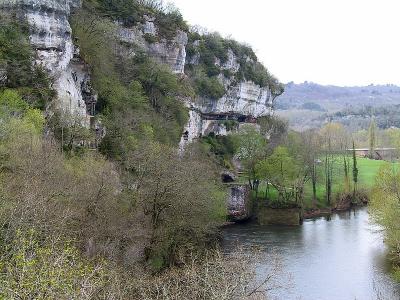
352,140,358,198
368,118,377,159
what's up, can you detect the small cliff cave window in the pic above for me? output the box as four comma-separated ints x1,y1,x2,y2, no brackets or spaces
221,172,235,183
183,131,189,141
238,116,246,122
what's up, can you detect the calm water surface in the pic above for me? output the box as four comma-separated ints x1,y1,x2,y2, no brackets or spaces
223,208,400,300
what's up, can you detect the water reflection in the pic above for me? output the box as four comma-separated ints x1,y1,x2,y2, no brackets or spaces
223,208,400,300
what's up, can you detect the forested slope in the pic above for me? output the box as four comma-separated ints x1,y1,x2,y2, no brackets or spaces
0,0,283,298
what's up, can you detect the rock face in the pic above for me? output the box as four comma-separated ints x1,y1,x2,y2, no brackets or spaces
2,1,279,141
227,184,251,222
197,81,274,118
179,45,280,150
1,0,97,123
116,18,187,74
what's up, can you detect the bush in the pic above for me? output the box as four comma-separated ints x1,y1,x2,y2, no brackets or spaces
194,72,225,99
201,134,240,169
92,0,188,40
143,32,158,43
0,231,109,300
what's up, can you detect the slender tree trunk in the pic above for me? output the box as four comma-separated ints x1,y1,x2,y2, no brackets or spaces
312,163,317,207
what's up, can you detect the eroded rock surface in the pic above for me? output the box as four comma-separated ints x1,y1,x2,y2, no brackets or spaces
116,18,187,74
1,0,96,123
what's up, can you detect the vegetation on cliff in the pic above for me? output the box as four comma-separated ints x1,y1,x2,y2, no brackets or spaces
0,11,55,109
0,0,287,298
186,31,284,99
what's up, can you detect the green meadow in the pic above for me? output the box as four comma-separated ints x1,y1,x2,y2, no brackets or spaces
256,157,398,209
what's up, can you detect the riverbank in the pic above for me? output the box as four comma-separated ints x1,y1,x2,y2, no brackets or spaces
253,157,394,209
303,190,369,219
222,207,400,299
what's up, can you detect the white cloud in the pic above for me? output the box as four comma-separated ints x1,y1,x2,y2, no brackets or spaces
168,0,400,86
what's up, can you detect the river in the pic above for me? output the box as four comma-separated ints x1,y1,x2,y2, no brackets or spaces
222,208,400,300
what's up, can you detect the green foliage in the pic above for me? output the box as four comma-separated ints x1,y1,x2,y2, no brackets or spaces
256,146,300,203
122,141,225,270
71,8,189,158
370,164,400,281
352,141,358,186
0,14,31,87
154,4,189,40
0,13,55,108
143,32,158,43
220,119,239,131
201,133,240,168
193,70,225,99
91,0,188,39
236,125,267,163
0,89,45,137
200,33,229,65
0,89,28,115
236,125,267,189
0,230,108,299
186,30,283,98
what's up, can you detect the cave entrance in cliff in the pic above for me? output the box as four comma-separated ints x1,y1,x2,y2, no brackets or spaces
183,131,189,141
237,115,247,122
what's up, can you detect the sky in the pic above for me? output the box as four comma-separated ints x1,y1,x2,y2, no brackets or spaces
168,0,400,86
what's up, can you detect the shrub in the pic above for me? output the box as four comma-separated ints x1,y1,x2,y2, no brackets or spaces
143,32,158,43
194,71,225,99
0,231,109,300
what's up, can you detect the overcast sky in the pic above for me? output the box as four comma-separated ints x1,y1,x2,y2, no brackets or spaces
168,0,400,86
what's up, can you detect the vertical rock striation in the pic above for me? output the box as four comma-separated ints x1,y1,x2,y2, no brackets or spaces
116,17,188,75
1,0,96,123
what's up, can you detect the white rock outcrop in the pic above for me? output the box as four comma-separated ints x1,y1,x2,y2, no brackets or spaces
116,19,187,74
1,0,96,124
197,81,274,118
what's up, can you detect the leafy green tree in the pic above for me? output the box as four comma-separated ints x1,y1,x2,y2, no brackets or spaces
0,89,28,116
236,125,267,191
256,146,300,203
286,130,321,207
319,123,347,205
125,141,225,269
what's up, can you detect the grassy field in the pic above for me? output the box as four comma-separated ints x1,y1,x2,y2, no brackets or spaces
255,157,398,209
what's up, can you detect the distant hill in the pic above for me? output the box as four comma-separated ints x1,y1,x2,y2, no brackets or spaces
276,82,400,131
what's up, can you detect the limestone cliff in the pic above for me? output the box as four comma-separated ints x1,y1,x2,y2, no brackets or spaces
116,16,187,74
179,36,283,150
1,0,97,123
0,0,282,145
